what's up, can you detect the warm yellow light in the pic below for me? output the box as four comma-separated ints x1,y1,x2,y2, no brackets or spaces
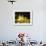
17,15,24,22
16,14,30,23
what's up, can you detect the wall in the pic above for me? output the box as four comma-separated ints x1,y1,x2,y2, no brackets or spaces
0,0,46,42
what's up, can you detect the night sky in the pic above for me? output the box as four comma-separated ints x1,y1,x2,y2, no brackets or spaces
15,12,30,19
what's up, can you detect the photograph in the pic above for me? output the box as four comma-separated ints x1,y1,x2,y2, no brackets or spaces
14,11,32,26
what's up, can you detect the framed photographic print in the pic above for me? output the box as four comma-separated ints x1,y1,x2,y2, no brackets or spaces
14,10,33,26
